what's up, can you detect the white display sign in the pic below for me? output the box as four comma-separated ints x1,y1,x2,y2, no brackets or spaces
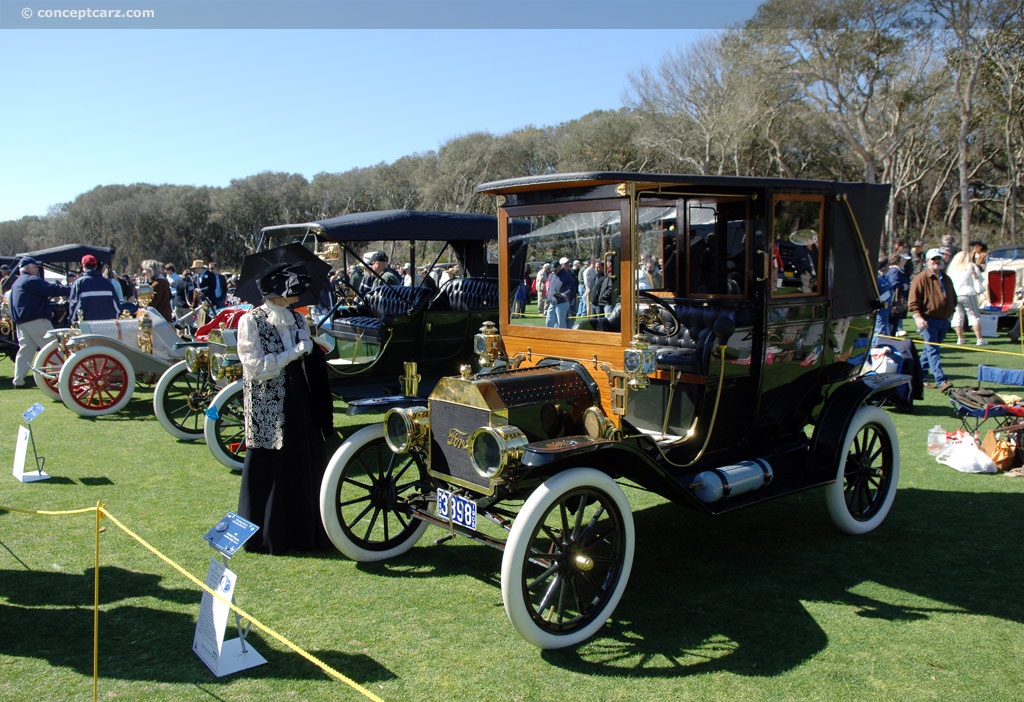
12,425,48,482
193,557,266,676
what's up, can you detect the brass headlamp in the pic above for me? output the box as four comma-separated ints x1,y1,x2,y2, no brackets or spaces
384,406,430,454
184,346,208,374
469,425,528,479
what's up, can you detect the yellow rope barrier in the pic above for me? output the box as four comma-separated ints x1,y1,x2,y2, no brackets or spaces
0,503,385,702
875,333,1024,358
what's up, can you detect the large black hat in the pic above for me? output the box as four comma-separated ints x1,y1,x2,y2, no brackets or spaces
257,262,311,299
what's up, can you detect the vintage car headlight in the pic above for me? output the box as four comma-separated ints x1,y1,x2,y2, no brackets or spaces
384,406,430,454
583,406,620,441
469,425,528,479
473,333,489,356
184,346,208,374
210,353,240,381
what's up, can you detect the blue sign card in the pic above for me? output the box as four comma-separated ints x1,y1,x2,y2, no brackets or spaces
22,403,45,423
203,512,259,557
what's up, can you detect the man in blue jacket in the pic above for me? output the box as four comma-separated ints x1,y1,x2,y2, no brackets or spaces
194,259,229,309
10,257,71,388
68,254,121,322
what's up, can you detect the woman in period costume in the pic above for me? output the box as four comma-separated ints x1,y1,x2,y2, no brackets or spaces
236,262,334,554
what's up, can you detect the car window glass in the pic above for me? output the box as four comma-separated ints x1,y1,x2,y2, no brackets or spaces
636,206,673,292
637,196,748,298
683,198,748,297
506,207,621,333
772,196,824,296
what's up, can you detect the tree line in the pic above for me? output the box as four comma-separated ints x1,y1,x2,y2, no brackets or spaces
1,0,1020,274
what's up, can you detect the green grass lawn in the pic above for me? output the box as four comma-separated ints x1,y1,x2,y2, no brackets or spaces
2,329,1024,701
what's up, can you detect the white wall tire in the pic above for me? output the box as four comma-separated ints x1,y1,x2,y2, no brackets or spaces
826,406,900,535
32,339,66,402
57,346,135,417
319,423,432,561
501,468,634,649
203,380,245,472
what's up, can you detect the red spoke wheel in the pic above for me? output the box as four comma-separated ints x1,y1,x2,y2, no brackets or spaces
32,339,67,402
57,347,135,417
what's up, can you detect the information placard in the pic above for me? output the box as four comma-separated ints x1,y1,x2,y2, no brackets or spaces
203,512,259,557
22,402,45,423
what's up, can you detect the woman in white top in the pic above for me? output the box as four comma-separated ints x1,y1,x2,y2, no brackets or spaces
947,250,987,345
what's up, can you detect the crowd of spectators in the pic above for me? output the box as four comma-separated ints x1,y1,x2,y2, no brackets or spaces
1,253,242,388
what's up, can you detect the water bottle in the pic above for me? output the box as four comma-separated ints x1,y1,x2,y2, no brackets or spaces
927,425,947,456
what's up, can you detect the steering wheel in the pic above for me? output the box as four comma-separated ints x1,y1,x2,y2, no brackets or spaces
636,291,681,337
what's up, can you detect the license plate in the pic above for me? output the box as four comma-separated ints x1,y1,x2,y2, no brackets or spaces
436,488,477,531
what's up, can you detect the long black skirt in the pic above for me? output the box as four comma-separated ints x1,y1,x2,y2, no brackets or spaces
237,360,330,555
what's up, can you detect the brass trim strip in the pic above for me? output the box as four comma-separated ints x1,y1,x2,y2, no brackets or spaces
839,193,880,298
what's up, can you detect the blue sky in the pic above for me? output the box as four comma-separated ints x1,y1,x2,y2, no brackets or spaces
0,2,761,222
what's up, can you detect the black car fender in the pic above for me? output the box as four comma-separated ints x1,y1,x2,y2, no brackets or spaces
809,373,910,479
519,435,668,488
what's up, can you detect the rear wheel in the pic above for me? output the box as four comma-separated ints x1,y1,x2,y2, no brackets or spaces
319,423,432,561
203,380,245,471
32,339,66,401
501,468,634,649
153,360,213,441
826,406,899,534
57,347,134,417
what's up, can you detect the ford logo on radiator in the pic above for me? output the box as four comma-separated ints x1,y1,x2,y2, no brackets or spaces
447,428,471,450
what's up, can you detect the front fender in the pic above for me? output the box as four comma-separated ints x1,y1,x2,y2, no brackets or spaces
346,394,429,416
519,435,695,503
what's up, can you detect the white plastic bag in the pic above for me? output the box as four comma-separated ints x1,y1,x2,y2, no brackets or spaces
867,347,897,374
936,434,998,474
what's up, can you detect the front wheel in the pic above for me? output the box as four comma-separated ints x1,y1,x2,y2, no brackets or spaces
319,423,432,561
203,380,245,472
501,468,634,649
826,406,899,535
32,339,66,402
153,360,214,441
57,346,135,417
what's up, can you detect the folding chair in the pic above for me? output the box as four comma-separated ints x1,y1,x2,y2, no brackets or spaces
948,365,1024,433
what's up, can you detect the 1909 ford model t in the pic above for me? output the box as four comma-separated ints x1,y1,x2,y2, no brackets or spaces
318,173,907,649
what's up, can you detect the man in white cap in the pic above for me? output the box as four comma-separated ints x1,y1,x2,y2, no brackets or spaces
9,257,71,388
908,247,958,392
546,257,575,328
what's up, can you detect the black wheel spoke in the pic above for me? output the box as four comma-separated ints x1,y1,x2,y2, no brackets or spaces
339,492,373,508
348,501,375,529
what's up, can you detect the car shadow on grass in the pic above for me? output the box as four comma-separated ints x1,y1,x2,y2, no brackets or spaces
540,485,1024,677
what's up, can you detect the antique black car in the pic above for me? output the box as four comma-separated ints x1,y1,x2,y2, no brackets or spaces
318,172,907,649
193,209,502,470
